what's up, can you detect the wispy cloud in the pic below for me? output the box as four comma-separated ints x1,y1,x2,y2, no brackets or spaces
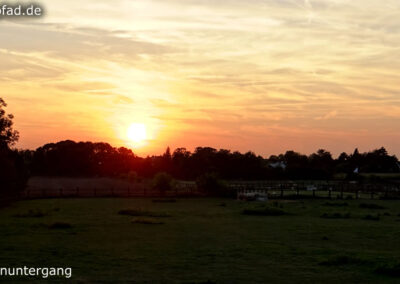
2,0,400,155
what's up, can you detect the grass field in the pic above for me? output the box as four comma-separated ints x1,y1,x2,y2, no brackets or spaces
0,198,400,283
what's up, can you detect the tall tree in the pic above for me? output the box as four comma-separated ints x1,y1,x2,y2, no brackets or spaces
0,98,19,149
0,98,27,194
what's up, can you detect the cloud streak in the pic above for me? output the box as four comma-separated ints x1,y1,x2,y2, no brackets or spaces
2,0,400,156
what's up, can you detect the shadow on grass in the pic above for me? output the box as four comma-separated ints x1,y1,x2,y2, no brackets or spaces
319,255,369,266
242,207,287,216
131,217,165,225
321,212,351,219
362,214,380,221
13,209,48,218
152,199,177,203
119,209,171,217
375,262,400,277
323,202,348,207
359,203,386,210
48,222,73,229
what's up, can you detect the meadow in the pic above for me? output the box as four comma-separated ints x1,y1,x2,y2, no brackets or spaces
0,198,399,283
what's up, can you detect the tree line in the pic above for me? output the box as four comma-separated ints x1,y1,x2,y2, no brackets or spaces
1,97,399,197
24,141,399,180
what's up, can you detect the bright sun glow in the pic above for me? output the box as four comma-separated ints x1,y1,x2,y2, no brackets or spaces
127,123,147,143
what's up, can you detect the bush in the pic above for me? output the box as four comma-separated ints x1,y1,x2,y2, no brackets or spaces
152,172,173,195
242,207,287,216
196,173,231,197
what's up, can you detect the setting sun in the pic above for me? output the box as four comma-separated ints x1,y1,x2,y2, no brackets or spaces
127,123,147,143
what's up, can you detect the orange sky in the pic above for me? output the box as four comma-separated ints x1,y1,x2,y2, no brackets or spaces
2,0,400,157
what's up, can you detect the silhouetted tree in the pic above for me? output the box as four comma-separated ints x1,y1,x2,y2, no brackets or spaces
0,98,19,149
0,98,28,195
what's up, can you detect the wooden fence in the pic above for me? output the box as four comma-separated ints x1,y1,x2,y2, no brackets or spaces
20,178,400,200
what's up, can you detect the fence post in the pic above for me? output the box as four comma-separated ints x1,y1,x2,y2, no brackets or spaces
328,190,332,199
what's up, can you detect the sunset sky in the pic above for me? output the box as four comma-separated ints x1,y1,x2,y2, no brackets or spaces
2,0,400,157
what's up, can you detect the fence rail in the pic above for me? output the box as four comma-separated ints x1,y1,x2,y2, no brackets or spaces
20,179,400,199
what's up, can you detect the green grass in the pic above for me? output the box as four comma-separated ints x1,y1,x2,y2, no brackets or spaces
0,198,400,283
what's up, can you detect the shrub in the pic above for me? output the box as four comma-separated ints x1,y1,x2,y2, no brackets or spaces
196,173,231,197
152,172,173,195
242,207,286,216
359,203,386,210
